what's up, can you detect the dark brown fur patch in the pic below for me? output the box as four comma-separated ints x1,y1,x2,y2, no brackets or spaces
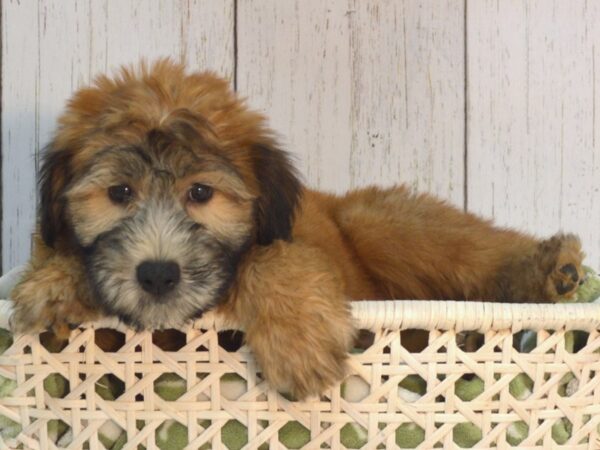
251,144,302,245
39,147,74,247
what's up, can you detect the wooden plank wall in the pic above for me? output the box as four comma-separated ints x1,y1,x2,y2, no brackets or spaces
2,0,599,272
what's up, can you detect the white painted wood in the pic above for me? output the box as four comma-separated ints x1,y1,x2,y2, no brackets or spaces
2,1,41,274
1,0,234,271
467,0,600,267
236,1,354,192
348,0,464,204
237,0,465,203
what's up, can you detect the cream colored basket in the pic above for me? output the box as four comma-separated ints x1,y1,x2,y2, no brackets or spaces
1,300,600,449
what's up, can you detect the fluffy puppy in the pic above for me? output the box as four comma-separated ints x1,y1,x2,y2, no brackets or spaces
11,60,584,399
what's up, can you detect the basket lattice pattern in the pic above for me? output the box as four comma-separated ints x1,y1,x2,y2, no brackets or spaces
1,301,600,449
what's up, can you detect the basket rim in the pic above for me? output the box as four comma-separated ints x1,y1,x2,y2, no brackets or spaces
0,299,599,333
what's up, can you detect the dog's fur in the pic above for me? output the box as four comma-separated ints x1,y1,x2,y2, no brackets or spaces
11,60,585,398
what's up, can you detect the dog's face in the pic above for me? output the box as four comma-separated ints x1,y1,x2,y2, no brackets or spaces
39,60,301,329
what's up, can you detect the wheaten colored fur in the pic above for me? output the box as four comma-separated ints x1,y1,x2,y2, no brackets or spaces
11,60,585,399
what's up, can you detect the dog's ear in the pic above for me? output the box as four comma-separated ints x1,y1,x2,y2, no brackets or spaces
39,145,73,247
252,143,302,245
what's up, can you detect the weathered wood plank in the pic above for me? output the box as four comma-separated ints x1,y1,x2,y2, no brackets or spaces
237,0,465,203
1,0,234,270
236,0,354,192
2,0,41,272
467,0,600,267
348,0,465,203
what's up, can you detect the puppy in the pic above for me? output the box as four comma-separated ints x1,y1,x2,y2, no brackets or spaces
11,60,585,399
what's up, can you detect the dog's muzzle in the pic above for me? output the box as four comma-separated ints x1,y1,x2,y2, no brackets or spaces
83,198,244,329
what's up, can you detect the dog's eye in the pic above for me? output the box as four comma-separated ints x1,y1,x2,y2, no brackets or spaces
188,184,213,203
108,184,134,204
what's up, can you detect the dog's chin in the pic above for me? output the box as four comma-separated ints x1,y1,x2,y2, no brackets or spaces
142,291,174,306
114,295,208,331
92,281,220,331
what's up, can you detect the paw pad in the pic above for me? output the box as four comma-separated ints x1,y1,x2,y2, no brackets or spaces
559,264,579,283
555,263,583,297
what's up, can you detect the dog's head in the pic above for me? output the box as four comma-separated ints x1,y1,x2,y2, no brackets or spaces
39,60,301,329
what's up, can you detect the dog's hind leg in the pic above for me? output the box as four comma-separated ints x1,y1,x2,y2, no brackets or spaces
330,186,584,302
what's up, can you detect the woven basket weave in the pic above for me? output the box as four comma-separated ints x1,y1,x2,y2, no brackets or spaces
1,300,600,449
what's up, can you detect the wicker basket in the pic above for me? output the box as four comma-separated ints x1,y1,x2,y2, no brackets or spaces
1,299,600,449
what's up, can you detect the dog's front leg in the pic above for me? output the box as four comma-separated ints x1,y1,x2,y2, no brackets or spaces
11,233,99,338
221,241,355,399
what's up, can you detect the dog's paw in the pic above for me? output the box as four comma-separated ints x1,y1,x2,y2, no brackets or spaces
541,233,585,300
240,287,354,398
232,241,356,399
247,316,353,400
10,263,98,339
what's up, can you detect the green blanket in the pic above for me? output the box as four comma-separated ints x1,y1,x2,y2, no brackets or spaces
0,267,599,448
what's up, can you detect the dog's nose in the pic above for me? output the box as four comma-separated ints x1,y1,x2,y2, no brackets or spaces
136,260,181,296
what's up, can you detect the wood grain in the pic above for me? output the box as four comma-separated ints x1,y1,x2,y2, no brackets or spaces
236,0,354,192
2,1,40,272
237,0,465,202
348,0,464,204
467,0,600,267
1,0,234,270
